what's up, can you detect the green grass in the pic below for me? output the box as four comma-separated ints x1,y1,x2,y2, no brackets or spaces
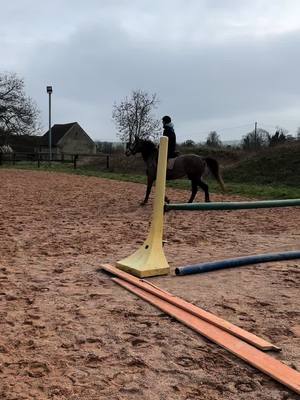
223,143,300,187
166,179,300,199
2,162,300,199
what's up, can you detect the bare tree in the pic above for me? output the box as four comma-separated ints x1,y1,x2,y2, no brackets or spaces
181,139,195,147
112,90,160,143
242,128,269,150
206,131,222,148
0,72,40,143
268,127,288,146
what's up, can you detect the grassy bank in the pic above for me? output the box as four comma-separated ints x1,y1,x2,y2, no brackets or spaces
224,143,300,187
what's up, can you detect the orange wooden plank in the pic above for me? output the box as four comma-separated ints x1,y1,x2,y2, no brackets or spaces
113,277,300,395
101,264,280,351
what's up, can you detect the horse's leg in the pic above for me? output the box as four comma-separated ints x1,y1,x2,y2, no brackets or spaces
198,179,210,202
188,179,198,203
141,175,154,205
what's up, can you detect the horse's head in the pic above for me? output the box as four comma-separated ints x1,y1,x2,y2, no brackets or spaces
125,136,158,161
125,136,143,156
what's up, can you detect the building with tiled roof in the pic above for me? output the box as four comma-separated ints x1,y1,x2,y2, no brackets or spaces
40,122,96,155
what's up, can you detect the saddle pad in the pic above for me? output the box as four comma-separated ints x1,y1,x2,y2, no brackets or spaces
167,157,176,170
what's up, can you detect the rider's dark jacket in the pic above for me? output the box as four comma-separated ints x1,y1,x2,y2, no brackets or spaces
163,123,177,158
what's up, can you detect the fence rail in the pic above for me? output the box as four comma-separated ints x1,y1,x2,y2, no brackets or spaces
0,152,111,170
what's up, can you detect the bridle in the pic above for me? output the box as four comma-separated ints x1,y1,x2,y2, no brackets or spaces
125,139,139,156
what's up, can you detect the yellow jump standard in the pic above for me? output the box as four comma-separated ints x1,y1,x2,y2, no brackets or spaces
116,136,170,277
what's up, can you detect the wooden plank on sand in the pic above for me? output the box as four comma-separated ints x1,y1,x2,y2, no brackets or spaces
101,264,280,351
112,277,300,395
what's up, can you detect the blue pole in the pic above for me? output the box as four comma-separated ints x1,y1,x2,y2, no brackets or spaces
175,251,300,276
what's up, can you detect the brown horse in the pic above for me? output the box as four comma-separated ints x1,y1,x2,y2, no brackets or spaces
126,137,225,205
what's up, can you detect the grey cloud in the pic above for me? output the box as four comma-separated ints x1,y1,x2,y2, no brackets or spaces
2,1,300,141
24,21,300,139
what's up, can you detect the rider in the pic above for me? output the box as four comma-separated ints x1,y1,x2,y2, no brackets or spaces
162,115,177,159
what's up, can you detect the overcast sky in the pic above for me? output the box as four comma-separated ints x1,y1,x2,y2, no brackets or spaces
2,1,300,142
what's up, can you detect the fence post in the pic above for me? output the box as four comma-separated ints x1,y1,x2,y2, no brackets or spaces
0,153,2,166
74,154,78,169
37,153,40,168
13,152,16,165
106,155,110,169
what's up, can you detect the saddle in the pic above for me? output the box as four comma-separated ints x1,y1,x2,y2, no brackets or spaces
156,149,179,170
167,158,176,170
167,151,180,170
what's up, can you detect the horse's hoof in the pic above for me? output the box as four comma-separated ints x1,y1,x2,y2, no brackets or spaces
140,201,147,206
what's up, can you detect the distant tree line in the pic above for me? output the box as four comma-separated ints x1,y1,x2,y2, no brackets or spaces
241,127,297,150
181,127,299,151
95,141,125,154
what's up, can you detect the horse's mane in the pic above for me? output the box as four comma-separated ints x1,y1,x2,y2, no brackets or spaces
135,139,158,161
141,139,157,148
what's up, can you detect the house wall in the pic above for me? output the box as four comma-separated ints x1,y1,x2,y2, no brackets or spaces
57,124,97,154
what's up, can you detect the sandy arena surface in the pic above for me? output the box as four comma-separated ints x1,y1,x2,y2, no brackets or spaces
0,169,299,400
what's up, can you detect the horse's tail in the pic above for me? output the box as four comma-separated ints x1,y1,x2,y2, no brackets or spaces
204,157,225,191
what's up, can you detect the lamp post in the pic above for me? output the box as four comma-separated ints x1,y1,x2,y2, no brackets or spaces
46,86,53,162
